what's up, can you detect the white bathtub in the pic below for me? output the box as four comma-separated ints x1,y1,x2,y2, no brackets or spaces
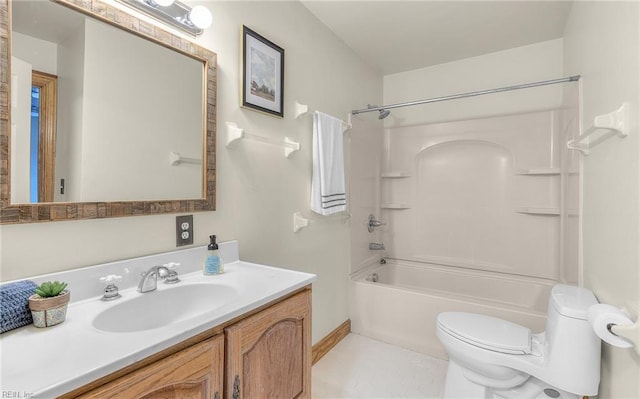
350,259,554,359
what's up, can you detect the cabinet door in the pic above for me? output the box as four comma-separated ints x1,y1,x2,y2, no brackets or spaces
77,335,224,399
225,289,311,399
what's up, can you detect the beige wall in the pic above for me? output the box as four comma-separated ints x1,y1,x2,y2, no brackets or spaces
9,57,32,204
56,20,86,203
11,31,57,75
0,1,382,345
80,18,202,201
563,1,640,398
383,39,564,128
10,33,57,204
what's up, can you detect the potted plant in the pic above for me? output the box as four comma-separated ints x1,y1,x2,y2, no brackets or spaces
28,281,70,328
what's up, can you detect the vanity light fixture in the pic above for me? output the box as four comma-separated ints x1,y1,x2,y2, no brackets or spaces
116,0,212,36
151,0,175,6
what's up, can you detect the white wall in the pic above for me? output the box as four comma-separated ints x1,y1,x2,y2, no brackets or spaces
383,39,564,127
563,2,640,398
0,1,382,345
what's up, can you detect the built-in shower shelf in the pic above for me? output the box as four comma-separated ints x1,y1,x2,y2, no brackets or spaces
516,207,579,216
381,203,411,209
516,207,560,215
381,172,412,178
515,168,560,175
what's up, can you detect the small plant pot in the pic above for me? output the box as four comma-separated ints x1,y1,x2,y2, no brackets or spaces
28,290,70,328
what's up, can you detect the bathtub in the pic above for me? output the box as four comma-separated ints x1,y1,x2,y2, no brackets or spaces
350,259,554,359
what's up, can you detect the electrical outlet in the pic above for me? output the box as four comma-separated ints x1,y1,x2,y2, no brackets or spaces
176,215,194,246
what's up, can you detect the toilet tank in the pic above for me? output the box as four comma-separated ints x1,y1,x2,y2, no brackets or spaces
544,284,601,395
548,284,598,321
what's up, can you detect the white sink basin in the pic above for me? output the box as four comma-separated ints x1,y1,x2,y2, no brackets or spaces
93,283,236,333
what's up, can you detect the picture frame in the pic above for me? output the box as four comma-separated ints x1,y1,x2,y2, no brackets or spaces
241,25,285,117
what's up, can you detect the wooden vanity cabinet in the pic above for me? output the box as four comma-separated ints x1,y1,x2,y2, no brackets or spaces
225,289,311,399
69,288,311,399
75,335,224,399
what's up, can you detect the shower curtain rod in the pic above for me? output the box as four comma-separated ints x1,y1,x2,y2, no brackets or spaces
351,75,581,116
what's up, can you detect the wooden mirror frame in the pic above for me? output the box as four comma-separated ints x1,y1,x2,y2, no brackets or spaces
0,0,217,224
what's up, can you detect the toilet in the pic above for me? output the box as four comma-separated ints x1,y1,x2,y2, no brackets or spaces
436,284,601,399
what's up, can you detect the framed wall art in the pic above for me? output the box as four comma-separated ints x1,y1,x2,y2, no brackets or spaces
241,25,285,117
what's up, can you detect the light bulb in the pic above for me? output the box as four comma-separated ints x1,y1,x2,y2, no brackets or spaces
154,0,174,6
188,5,212,29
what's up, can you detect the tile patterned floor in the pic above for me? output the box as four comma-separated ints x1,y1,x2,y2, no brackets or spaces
312,333,448,399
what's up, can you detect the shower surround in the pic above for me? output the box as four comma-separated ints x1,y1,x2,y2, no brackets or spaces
351,106,580,358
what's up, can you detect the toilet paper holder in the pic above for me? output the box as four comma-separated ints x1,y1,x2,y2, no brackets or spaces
609,322,639,354
590,303,640,355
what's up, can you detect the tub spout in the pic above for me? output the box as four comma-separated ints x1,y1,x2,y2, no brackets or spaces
369,242,385,250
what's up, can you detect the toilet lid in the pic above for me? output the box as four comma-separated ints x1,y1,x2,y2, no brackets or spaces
437,312,532,355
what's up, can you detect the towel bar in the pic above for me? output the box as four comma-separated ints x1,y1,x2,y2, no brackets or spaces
226,122,300,158
293,212,350,233
169,152,202,166
294,101,352,131
567,103,629,155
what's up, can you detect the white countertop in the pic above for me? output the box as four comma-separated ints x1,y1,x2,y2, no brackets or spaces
0,243,316,398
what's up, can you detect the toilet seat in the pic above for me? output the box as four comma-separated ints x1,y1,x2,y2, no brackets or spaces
437,312,532,355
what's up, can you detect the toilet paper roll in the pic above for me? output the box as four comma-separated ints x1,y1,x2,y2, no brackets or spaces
588,304,634,348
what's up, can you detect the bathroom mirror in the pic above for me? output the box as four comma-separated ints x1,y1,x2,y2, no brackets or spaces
0,0,217,223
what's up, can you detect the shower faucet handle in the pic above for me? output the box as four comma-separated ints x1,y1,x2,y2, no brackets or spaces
368,214,386,232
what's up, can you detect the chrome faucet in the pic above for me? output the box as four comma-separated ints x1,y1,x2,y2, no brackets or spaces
368,214,386,232
137,265,180,293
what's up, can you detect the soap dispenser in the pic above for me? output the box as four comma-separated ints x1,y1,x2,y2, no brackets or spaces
203,235,224,275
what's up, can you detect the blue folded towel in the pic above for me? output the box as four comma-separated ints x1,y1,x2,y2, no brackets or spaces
0,280,38,333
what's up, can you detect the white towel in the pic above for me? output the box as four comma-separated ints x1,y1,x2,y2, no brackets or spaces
311,111,346,215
